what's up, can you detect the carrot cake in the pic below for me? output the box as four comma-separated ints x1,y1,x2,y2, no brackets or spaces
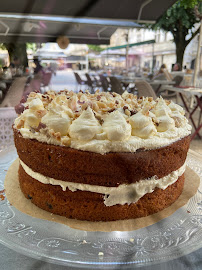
13,90,192,221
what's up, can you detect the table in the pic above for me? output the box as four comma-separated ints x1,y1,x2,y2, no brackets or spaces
165,86,202,140
150,80,176,95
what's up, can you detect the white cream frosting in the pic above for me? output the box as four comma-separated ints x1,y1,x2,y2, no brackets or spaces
129,111,157,138
14,91,192,154
69,107,102,140
20,159,186,207
42,112,71,136
102,110,131,141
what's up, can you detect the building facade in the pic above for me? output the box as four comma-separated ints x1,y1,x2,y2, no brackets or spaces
110,27,201,73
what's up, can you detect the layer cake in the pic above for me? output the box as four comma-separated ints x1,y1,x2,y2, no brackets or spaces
13,90,192,221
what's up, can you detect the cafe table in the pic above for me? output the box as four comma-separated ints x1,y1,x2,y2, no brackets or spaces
0,109,202,270
150,80,176,95
164,86,202,140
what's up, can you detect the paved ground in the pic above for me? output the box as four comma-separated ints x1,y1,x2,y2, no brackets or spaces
50,70,89,92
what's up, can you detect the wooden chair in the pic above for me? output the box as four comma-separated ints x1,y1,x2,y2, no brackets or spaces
135,80,157,99
160,75,184,100
99,75,111,92
74,72,88,91
85,73,96,93
91,74,102,90
109,76,123,94
41,71,52,93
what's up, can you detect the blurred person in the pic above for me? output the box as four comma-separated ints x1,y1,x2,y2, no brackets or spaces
172,63,181,71
33,58,43,75
77,62,82,70
153,64,169,80
9,56,20,69
49,62,58,75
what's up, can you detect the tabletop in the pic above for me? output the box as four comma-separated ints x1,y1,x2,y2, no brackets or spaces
150,80,176,85
164,86,202,97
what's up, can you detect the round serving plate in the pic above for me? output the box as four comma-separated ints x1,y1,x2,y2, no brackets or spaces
0,146,202,269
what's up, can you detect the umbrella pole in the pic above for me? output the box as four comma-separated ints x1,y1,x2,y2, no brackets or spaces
126,45,129,73
193,20,202,87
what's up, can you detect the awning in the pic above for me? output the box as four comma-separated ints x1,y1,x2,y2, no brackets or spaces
0,0,177,23
107,40,155,50
0,0,177,44
35,43,88,59
0,14,139,44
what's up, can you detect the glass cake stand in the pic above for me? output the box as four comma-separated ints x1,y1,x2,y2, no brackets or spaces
0,146,202,269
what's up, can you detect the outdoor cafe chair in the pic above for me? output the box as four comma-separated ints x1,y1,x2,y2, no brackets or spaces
160,75,184,100
109,76,124,95
135,80,157,99
41,71,52,93
85,73,97,93
99,75,111,92
0,90,3,103
92,75,102,89
74,72,88,91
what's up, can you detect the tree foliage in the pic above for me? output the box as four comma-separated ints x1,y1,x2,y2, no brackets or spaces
26,43,37,53
87,45,104,52
151,0,201,69
180,0,200,9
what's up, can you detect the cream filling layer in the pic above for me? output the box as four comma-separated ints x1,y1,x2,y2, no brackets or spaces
18,125,191,154
20,160,186,207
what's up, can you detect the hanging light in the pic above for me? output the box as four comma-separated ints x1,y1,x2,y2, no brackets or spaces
57,36,70,49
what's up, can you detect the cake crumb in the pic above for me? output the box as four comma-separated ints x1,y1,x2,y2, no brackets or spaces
82,240,87,244
129,238,134,243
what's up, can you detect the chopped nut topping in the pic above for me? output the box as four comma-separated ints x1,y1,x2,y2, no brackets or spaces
97,101,107,109
78,100,85,105
16,119,24,129
148,97,153,102
130,110,137,116
125,109,131,116
61,137,71,146
35,123,47,132
108,108,115,113
35,110,47,118
49,129,61,141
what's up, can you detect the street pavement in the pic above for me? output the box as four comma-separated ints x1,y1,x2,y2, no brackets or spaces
50,69,89,92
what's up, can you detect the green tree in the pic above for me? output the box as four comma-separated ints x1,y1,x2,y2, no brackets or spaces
151,0,201,70
87,45,105,52
3,43,28,68
27,43,37,53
